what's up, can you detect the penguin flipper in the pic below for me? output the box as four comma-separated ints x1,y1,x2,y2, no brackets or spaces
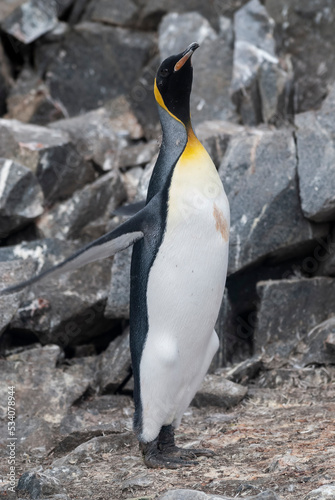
113,200,146,217
0,216,145,296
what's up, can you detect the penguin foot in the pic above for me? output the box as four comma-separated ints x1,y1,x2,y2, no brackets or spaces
140,440,198,469
157,425,215,460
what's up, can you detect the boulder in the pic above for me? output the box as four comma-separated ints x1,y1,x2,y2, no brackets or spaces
0,119,95,204
295,85,335,222
5,66,64,125
265,0,335,113
83,0,139,27
192,373,248,408
231,0,292,125
218,128,329,274
1,0,75,44
0,239,113,345
301,317,335,366
158,489,280,500
37,170,126,241
159,13,237,124
35,22,156,117
255,277,335,356
48,96,144,169
304,485,335,500
98,328,131,393
0,158,44,237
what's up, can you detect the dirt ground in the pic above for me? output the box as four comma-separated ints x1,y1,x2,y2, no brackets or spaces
12,366,335,500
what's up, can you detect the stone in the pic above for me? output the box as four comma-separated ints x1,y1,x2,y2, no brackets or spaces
5,66,65,125
17,470,68,499
304,485,335,499
116,140,158,170
83,0,139,27
265,0,335,113
0,344,92,424
37,170,126,241
49,96,144,169
122,474,153,490
225,354,263,384
0,260,34,334
105,245,131,319
1,0,75,44
157,490,280,500
218,128,329,274
0,0,26,22
192,373,248,408
317,227,335,277
0,239,113,345
98,328,131,393
36,22,156,117
231,0,292,125
0,45,10,117
0,119,95,204
158,13,237,124
295,85,335,222
0,158,44,237
255,277,335,356
301,317,335,366
15,416,55,455
122,166,145,201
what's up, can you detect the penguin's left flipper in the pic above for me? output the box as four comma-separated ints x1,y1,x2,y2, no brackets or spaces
0,207,147,296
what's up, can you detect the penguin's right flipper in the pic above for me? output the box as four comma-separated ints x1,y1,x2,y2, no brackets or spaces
0,213,145,296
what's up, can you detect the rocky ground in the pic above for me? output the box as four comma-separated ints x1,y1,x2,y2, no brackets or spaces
1,0,335,499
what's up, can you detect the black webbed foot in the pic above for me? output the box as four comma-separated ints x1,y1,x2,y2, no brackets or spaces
140,440,198,469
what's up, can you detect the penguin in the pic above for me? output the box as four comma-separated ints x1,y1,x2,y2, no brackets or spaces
1,42,230,469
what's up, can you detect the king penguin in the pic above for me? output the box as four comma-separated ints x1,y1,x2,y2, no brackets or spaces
1,43,230,469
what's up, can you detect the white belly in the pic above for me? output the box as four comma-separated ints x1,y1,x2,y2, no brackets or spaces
139,145,230,442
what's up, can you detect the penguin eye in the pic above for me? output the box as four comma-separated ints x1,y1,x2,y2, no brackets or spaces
160,68,169,78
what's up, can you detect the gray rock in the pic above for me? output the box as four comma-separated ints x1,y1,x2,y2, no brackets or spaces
0,119,95,204
36,22,156,117
122,474,153,490
116,140,158,170
0,158,44,236
225,354,263,384
1,0,75,44
49,96,144,169
37,170,126,241
0,45,10,117
158,489,280,500
83,0,139,27
105,245,132,319
17,470,68,499
265,0,335,113
317,227,335,277
0,239,113,345
296,85,335,222
0,0,26,22
231,0,292,125
255,277,335,356
15,416,55,455
192,374,248,408
6,66,65,125
211,288,234,370
159,13,237,124
0,345,91,424
301,317,335,366
304,485,335,499
98,328,131,393
218,128,328,274
0,260,34,334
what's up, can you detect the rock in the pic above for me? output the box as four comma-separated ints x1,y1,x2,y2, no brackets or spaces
218,128,329,274
98,328,131,393
0,260,34,335
301,317,335,366
211,289,235,370
83,0,139,27
37,170,126,241
36,22,156,117
0,239,113,345
15,416,55,455
0,45,10,117
317,227,335,277
0,158,44,237
0,119,95,204
49,96,144,169
0,0,26,22
304,485,335,499
231,0,292,125
158,12,217,61
122,166,145,201
265,0,335,113
17,470,68,499
255,277,335,356
192,373,248,408
158,13,237,124
1,0,75,44
116,140,158,170
105,245,132,319
295,85,335,222
157,490,280,500
225,354,263,384
122,474,153,490
0,344,92,424
5,66,64,125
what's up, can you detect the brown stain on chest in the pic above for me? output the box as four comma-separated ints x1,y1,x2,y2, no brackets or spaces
213,203,229,241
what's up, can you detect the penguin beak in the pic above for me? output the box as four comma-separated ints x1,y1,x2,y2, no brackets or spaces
174,42,199,72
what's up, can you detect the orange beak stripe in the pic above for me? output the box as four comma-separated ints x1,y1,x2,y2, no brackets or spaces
174,51,193,72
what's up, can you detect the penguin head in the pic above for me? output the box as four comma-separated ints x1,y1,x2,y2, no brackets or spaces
154,42,199,127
